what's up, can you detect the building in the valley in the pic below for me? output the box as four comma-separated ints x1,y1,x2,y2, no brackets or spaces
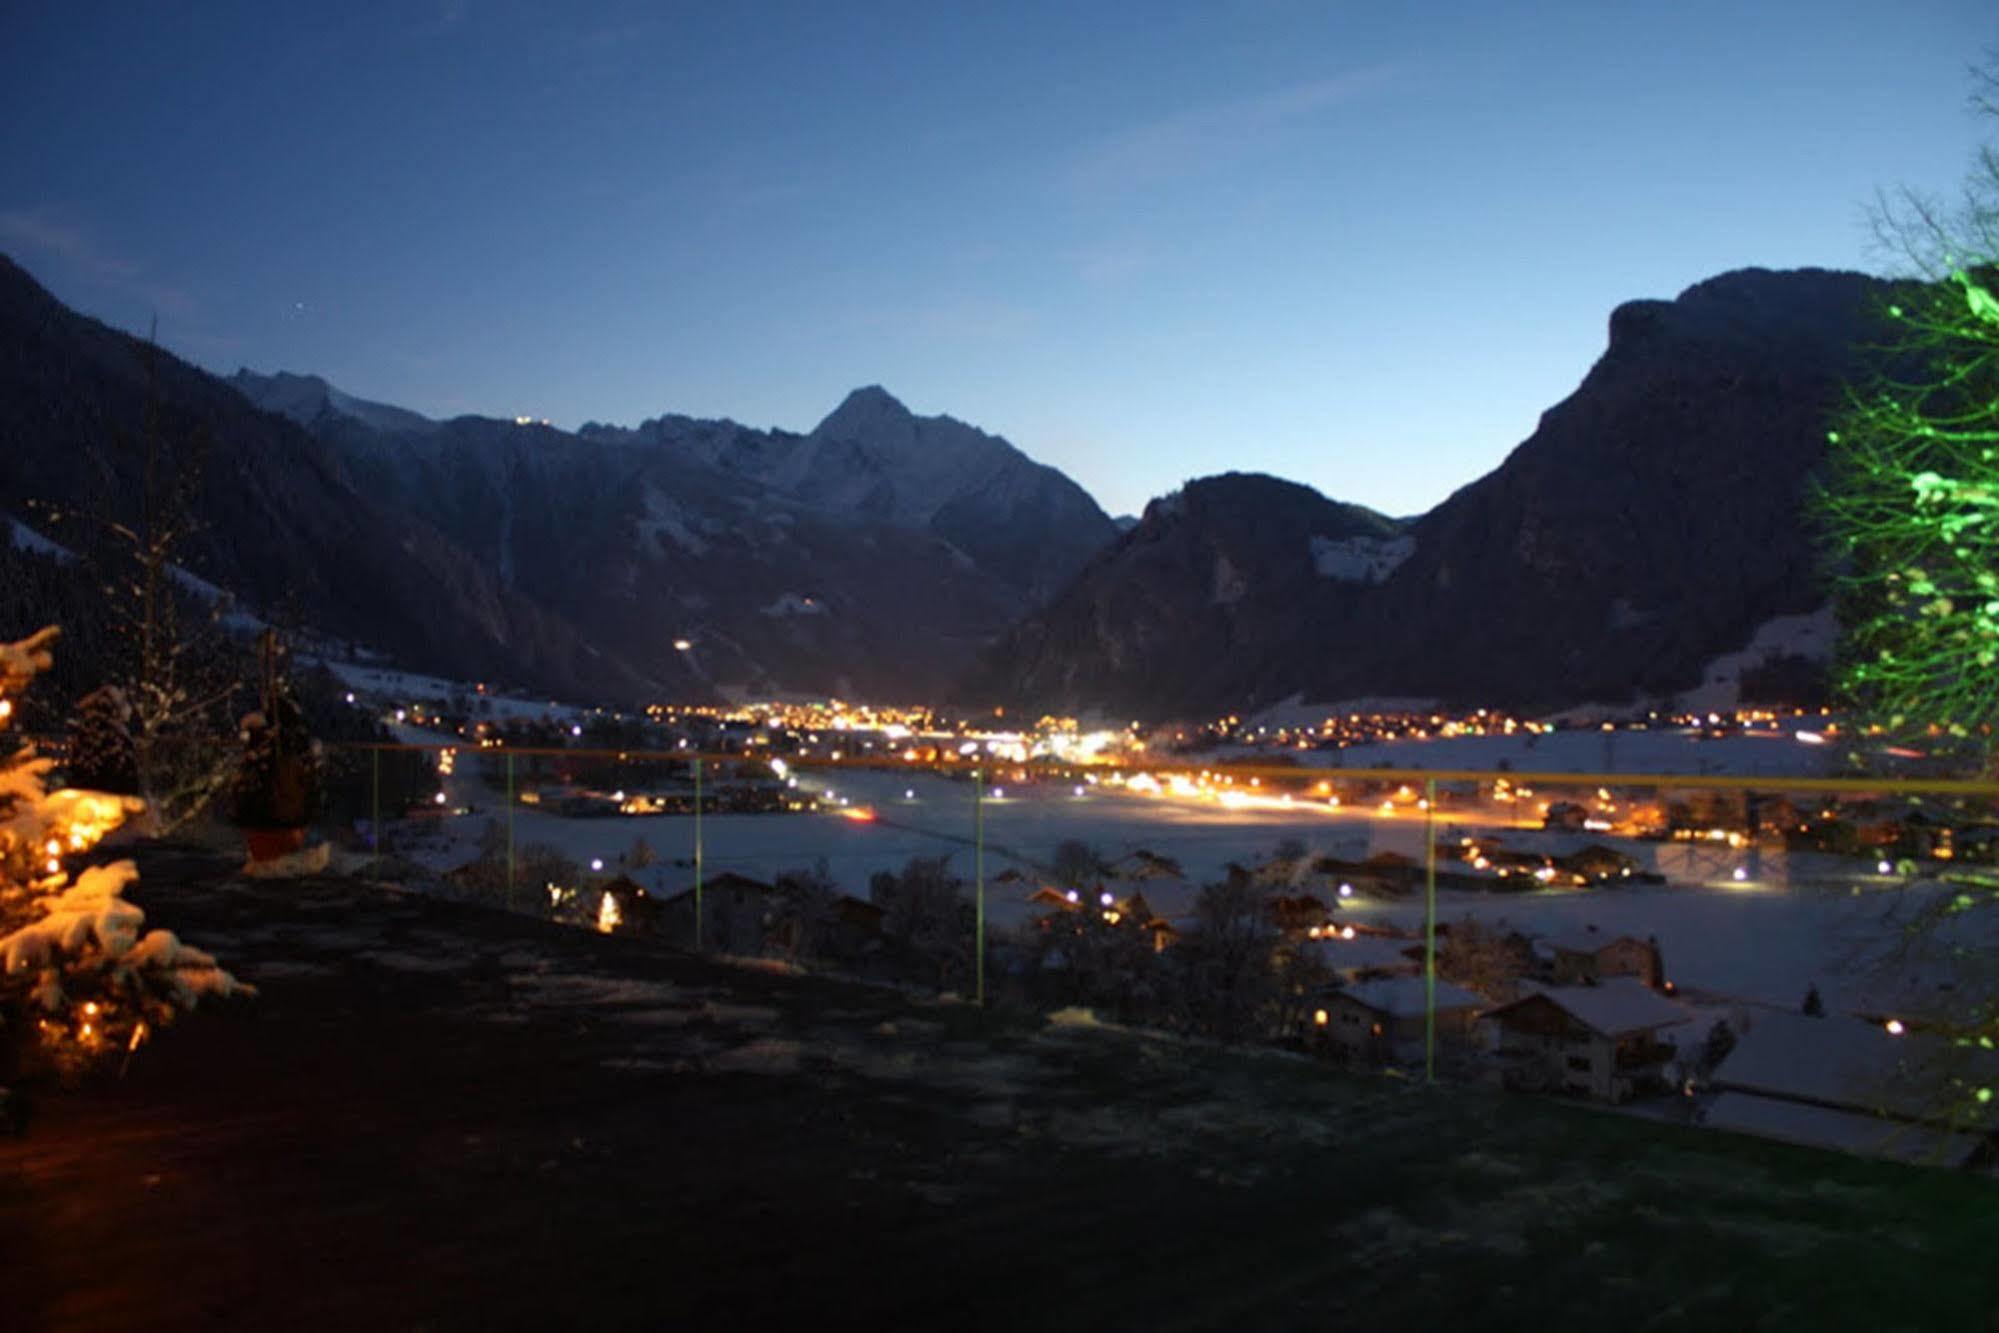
1543,801,1589,832
654,872,781,955
1270,892,1331,933
1299,932,1425,984
1310,976,1486,1065
1541,927,1665,989
1555,842,1641,882
1026,884,1082,912
1702,1011,1999,1166
1107,849,1184,881
1481,978,1690,1102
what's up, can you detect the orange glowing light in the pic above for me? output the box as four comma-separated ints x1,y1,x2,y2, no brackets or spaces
839,807,877,823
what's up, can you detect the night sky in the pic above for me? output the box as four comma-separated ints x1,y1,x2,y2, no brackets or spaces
2,0,1990,518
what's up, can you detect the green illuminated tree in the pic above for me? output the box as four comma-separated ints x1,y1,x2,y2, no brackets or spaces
1820,63,1999,774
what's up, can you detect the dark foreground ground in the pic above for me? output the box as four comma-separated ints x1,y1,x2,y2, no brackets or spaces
4,847,1997,1332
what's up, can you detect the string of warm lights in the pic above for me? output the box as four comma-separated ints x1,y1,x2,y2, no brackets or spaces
0,626,247,1083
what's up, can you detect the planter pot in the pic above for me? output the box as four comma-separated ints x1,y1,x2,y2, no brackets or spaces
245,826,307,863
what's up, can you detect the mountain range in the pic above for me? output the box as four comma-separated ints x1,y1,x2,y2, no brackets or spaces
0,253,1891,717
970,267,1893,718
0,250,1114,705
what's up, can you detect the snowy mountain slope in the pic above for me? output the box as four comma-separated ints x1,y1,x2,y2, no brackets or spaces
231,369,439,435
229,378,1064,700
583,385,1117,603
0,253,677,705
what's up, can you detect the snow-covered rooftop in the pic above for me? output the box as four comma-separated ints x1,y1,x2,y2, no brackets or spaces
1496,977,1690,1037
1300,934,1422,974
1337,975,1485,1017
1542,926,1649,955
1712,1011,1999,1127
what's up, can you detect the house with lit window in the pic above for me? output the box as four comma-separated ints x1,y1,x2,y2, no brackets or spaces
1481,978,1689,1102
1310,976,1485,1065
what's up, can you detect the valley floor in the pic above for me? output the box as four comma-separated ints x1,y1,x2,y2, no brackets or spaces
4,846,1996,1331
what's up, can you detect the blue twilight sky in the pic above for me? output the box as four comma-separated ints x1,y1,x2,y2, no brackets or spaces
1,2,1991,519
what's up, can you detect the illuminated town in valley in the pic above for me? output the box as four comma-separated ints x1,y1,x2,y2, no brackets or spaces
4,6,1998,1329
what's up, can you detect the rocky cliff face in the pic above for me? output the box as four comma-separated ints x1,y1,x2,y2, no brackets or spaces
973,267,1894,718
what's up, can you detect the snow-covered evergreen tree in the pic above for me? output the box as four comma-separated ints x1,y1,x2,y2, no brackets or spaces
0,627,249,1090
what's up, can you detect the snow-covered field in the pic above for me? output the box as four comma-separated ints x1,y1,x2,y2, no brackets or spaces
382,724,1988,1025
325,662,608,725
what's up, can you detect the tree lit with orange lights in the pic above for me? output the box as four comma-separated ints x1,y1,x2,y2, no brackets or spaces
1,627,249,1091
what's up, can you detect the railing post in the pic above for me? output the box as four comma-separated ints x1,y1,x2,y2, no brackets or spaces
505,751,516,912
370,745,380,858
974,767,986,1007
1424,776,1438,1085
694,757,704,951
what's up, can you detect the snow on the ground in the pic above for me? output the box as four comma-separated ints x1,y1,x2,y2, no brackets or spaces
1673,609,1836,715
373,723,1991,1025
326,665,605,724
10,513,264,630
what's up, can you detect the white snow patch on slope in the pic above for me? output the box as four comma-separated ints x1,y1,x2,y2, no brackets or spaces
11,513,260,630
12,513,267,631
1309,533,1415,584
1677,609,1836,714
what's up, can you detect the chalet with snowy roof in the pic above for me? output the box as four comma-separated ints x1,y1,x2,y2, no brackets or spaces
1108,849,1184,881
1300,932,1423,983
1702,1012,1999,1167
1024,883,1179,955
1026,884,1082,911
1105,889,1178,952
1482,978,1690,1103
1310,977,1484,1065
655,872,780,956
1540,928,1664,990
1270,892,1330,933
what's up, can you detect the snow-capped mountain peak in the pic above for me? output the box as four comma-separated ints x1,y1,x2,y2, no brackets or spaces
231,369,438,436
